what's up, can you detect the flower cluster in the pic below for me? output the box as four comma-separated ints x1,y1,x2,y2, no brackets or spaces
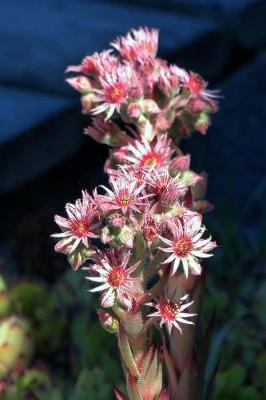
53,27,218,400
53,134,216,313
66,27,218,138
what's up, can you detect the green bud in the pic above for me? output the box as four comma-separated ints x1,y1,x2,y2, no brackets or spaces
97,310,119,334
195,112,210,134
117,226,134,248
103,225,135,249
68,244,95,270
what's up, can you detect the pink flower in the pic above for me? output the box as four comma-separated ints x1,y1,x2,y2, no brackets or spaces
158,64,180,95
86,249,140,308
111,27,158,62
185,73,207,96
146,170,187,206
141,211,160,242
159,215,216,277
84,117,129,147
52,191,100,253
123,135,174,169
91,65,133,119
106,164,149,191
94,176,150,214
146,293,196,334
175,69,220,102
66,50,119,76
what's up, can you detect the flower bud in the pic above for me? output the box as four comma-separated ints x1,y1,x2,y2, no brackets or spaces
67,245,95,270
128,103,142,119
192,172,208,199
117,226,134,248
100,290,116,309
81,93,94,113
85,118,129,147
97,310,119,333
188,97,206,113
142,215,159,242
170,155,191,174
160,184,187,208
158,65,180,95
102,225,134,248
155,116,173,131
194,112,210,134
108,213,126,229
179,171,199,187
142,99,160,114
128,84,143,100
66,76,92,93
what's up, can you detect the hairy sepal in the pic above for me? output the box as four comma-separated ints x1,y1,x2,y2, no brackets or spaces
123,303,146,357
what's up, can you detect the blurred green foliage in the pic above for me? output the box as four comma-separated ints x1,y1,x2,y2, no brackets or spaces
201,202,266,400
1,365,112,400
0,271,121,399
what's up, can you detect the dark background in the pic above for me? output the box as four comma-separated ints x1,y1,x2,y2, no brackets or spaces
0,0,265,398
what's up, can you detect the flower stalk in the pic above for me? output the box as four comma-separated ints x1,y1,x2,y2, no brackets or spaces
52,27,219,400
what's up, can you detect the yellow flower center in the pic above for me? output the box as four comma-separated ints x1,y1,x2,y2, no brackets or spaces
174,236,192,257
71,220,89,237
105,83,126,104
141,152,161,167
159,299,179,321
108,267,125,287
